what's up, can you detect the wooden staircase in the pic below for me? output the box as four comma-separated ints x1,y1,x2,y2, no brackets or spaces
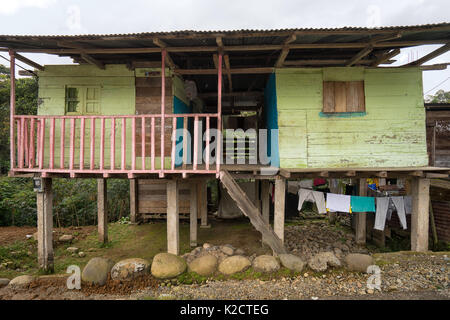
219,170,287,255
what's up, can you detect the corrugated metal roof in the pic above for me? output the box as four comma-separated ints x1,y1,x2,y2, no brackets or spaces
1,22,449,39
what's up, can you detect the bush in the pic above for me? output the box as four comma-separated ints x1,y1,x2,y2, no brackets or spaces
0,177,129,227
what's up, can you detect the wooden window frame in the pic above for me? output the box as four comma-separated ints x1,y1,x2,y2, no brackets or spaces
65,85,101,115
322,81,365,114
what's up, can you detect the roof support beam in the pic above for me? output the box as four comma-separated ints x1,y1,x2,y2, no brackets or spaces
3,39,448,55
57,41,105,69
215,38,232,93
346,33,402,66
275,33,297,67
406,42,450,66
13,52,44,71
152,38,177,69
371,48,401,66
175,67,273,75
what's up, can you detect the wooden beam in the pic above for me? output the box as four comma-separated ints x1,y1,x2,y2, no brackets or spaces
190,182,198,247
224,54,232,93
355,178,367,245
175,67,273,75
219,170,286,254
4,39,448,55
430,179,450,190
409,171,424,177
274,178,286,245
371,48,401,66
411,178,430,252
153,38,177,69
275,33,296,67
346,45,374,66
14,52,44,71
57,41,105,69
130,179,138,223
407,42,450,66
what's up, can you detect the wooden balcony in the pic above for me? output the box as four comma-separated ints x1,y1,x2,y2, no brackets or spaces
10,113,220,178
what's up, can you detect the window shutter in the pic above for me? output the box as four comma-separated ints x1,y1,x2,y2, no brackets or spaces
322,80,365,113
323,81,335,113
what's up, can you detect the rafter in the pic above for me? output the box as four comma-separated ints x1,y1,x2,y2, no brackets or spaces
275,33,297,67
13,52,44,71
346,33,402,66
57,41,105,69
370,48,401,66
152,38,177,69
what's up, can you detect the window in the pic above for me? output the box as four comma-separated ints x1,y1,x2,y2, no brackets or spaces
322,81,365,113
65,86,101,114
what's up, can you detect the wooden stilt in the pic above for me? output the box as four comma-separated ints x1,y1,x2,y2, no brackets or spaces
261,179,270,246
274,178,286,244
198,180,209,228
97,178,108,243
355,178,367,245
37,178,54,272
190,182,198,247
411,177,430,252
167,179,179,255
130,178,138,223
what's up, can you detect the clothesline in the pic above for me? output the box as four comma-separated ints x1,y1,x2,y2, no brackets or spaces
297,187,411,232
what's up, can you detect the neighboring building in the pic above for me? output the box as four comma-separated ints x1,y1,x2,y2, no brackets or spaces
1,23,449,270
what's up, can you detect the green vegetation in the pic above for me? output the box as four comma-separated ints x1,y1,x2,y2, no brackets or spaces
0,177,130,227
425,89,450,103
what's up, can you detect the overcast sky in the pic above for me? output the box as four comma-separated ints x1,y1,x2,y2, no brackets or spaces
0,0,449,96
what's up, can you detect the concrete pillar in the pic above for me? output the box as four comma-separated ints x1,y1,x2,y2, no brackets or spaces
167,179,179,255
130,179,138,223
198,180,209,228
37,178,54,272
355,178,367,245
274,178,286,244
190,182,198,247
97,178,108,243
411,177,430,252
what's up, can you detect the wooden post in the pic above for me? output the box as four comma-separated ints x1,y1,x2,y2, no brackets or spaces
261,179,270,245
355,178,367,245
411,177,430,252
37,178,53,272
190,182,198,247
130,179,138,223
9,50,15,170
198,180,209,228
97,179,108,243
167,180,180,255
274,177,286,244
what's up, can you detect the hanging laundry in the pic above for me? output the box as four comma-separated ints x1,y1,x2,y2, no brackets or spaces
404,196,412,215
326,193,351,213
313,178,327,187
375,197,407,231
299,179,313,189
298,188,327,214
350,196,375,212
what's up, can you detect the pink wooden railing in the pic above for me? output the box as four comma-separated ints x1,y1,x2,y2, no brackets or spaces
12,113,219,178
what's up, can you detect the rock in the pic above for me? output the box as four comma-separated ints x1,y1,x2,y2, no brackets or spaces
279,254,306,272
81,257,115,285
66,247,79,253
0,278,10,288
59,235,73,242
8,275,35,288
203,243,212,249
111,258,151,281
188,255,218,276
78,252,86,258
345,254,374,273
221,245,234,256
151,253,187,279
308,251,341,272
252,255,280,273
218,256,251,275
235,248,245,256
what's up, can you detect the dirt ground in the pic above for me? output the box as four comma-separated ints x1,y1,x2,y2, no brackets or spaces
0,218,448,300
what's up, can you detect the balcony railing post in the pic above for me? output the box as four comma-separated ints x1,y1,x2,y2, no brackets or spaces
121,118,126,170
9,50,15,170
80,117,85,170
49,117,55,169
217,53,223,175
141,117,146,170
29,118,35,168
60,118,65,169
132,117,136,170
110,117,115,170
160,49,166,176
100,118,105,170
90,118,95,170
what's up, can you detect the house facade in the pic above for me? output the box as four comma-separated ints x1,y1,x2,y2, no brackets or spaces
1,23,449,271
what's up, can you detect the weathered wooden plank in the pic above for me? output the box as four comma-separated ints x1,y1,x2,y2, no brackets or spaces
219,170,286,255
322,81,335,112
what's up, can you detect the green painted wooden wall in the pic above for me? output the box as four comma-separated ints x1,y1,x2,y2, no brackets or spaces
275,67,428,169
